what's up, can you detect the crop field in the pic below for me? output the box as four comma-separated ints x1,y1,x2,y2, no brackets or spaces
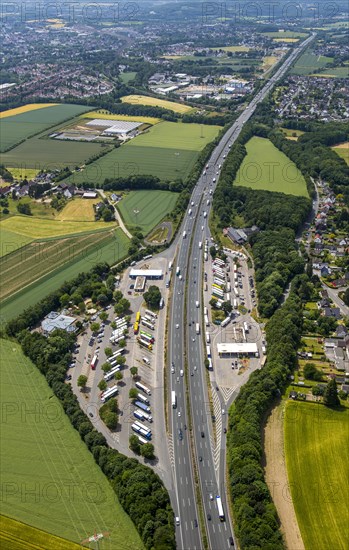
0,104,91,152
0,231,116,301
234,137,308,197
0,215,114,240
0,103,58,118
121,94,193,113
6,167,40,180
82,111,160,125
0,228,33,258
284,401,349,550
0,228,130,320
1,134,104,170
332,142,349,165
213,45,251,52
291,52,334,75
273,38,300,43
0,515,83,550
67,122,220,184
117,190,178,233
0,339,143,549
313,67,349,78
56,198,99,222
263,31,308,38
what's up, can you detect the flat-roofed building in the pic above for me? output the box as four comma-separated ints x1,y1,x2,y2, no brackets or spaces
135,276,146,292
129,269,163,280
217,342,258,356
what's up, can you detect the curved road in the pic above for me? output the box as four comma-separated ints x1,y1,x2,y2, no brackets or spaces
168,33,316,550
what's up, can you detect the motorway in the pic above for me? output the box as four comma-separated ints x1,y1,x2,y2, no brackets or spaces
168,33,316,550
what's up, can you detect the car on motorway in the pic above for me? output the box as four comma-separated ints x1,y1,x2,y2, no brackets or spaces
229,536,235,546
194,365,197,371
224,428,227,434
176,323,179,329
194,519,198,528
209,493,213,501
201,431,204,437
199,456,202,462
178,430,183,441
178,411,181,417
175,517,180,526
207,514,211,520
171,366,175,373
180,369,184,377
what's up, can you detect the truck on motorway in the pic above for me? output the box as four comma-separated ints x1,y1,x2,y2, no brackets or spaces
183,230,187,238
204,315,209,326
206,345,211,358
216,496,225,521
196,300,199,308
206,332,210,343
176,266,180,276
188,209,192,215
171,390,177,408
196,323,200,334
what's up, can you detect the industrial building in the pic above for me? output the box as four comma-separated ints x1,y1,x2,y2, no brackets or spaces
217,342,258,356
129,269,163,280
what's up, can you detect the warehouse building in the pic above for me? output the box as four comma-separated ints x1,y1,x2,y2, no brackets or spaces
217,342,258,357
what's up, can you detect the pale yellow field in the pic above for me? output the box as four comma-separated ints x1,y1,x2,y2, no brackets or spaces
273,38,299,43
161,55,183,60
82,111,161,125
332,141,349,149
0,103,58,119
121,95,193,114
6,167,40,180
214,45,251,52
56,198,99,221
262,56,278,70
0,216,116,239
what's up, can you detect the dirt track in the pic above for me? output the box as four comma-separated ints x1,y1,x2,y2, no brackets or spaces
264,402,305,550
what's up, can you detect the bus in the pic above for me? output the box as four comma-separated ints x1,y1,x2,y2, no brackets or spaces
110,348,125,359
136,381,151,395
101,385,118,403
91,354,98,370
133,321,139,334
136,311,141,323
141,319,155,330
143,254,153,261
145,309,157,319
135,400,151,413
171,391,177,408
206,345,211,358
137,393,150,405
216,496,225,521
104,365,120,381
137,435,149,445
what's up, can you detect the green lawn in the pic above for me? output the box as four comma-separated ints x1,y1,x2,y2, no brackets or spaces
0,339,143,549
332,144,349,165
0,104,91,152
117,190,179,233
285,401,349,550
0,228,130,321
119,71,137,83
313,67,349,78
234,136,308,196
1,134,105,170
0,228,33,257
67,121,220,184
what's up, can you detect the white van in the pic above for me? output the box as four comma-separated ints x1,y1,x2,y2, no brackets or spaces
196,301,199,308
180,370,184,377
143,357,150,365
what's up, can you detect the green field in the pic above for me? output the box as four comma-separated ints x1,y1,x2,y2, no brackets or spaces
67,122,220,184
313,66,349,78
291,52,334,75
0,339,143,549
0,515,83,550
1,134,105,170
119,71,137,83
0,228,130,321
332,143,349,165
0,104,91,152
0,216,114,240
0,228,33,257
263,31,308,38
234,137,308,197
285,401,349,550
117,190,178,233
0,230,118,301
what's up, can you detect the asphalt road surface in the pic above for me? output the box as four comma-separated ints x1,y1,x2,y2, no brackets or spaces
168,33,316,550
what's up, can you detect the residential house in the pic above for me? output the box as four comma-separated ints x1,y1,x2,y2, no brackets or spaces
323,307,341,319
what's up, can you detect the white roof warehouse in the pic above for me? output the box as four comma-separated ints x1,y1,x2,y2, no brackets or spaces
217,343,258,356
129,269,163,279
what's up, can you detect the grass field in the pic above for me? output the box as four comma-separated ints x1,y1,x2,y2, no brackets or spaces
0,515,83,550
291,52,334,75
1,134,104,170
121,94,193,113
263,31,308,38
119,71,137,83
312,67,349,78
67,122,220,184
82,111,160,125
212,45,250,52
0,228,130,320
117,190,178,233
332,142,349,165
0,228,33,257
273,38,299,43
0,216,114,239
0,231,117,301
284,401,349,550
6,167,40,180
0,104,91,152
0,103,58,118
0,339,143,549
234,137,308,197
56,198,99,222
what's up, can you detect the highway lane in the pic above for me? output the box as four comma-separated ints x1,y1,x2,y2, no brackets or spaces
169,33,316,550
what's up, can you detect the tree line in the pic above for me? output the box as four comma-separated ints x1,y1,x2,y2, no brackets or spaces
5,262,175,550
227,288,304,549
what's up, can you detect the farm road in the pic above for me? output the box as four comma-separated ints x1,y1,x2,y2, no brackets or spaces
98,189,133,239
